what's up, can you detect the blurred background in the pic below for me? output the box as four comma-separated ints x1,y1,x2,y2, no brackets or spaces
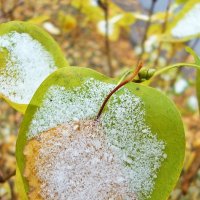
0,0,200,199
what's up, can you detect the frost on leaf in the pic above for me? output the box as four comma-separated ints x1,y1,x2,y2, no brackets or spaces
0,31,57,104
24,120,137,200
171,3,200,38
25,78,167,200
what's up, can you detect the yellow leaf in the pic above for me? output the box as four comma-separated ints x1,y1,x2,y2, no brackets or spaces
58,12,77,32
28,15,50,25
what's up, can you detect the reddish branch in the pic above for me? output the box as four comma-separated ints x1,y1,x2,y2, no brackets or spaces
96,61,143,119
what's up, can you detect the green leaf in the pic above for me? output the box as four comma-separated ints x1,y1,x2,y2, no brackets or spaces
15,164,28,200
16,67,185,200
162,0,200,42
0,94,27,114
185,47,200,65
28,15,50,25
0,21,68,113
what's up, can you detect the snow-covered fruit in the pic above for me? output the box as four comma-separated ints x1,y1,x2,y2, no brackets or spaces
16,67,185,200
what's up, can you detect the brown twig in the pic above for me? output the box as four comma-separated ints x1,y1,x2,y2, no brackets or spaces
0,0,24,19
8,179,17,200
181,146,200,194
153,0,171,66
96,61,143,119
0,0,6,17
137,0,157,63
98,0,113,77
0,170,16,183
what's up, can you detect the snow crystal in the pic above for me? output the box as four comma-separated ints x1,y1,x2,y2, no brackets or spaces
27,78,166,199
172,4,200,38
101,90,166,199
0,31,57,104
28,78,114,138
25,120,137,200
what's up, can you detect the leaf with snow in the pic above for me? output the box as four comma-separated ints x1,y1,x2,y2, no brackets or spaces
0,21,68,113
16,67,185,200
162,0,200,42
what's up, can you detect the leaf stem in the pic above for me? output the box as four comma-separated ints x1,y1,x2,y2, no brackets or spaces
96,61,143,119
147,62,200,84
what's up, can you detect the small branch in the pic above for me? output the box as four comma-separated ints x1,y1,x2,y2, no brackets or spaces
8,179,16,200
147,62,200,85
153,0,171,66
98,0,113,77
137,0,157,63
96,61,143,119
181,146,200,194
0,0,6,17
0,0,24,19
0,170,16,183
166,45,176,65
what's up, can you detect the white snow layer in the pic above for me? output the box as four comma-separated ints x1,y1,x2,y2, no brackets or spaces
27,78,167,199
0,31,57,104
172,4,200,38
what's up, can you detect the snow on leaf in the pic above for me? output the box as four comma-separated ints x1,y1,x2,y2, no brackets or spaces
163,0,200,41
171,3,200,38
0,21,68,113
0,31,56,104
16,67,185,200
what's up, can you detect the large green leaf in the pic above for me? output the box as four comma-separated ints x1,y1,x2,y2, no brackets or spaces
16,67,185,200
162,0,200,42
0,21,68,113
